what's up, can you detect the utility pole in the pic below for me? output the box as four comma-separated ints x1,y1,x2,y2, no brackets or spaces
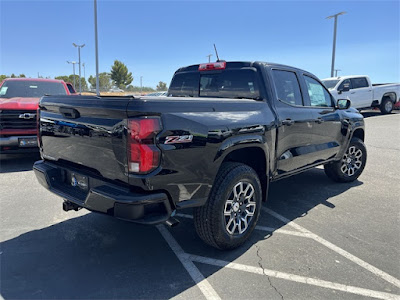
67,61,78,90
73,43,85,93
82,63,86,84
206,54,213,63
94,0,100,96
140,76,143,94
334,69,341,77
327,12,346,77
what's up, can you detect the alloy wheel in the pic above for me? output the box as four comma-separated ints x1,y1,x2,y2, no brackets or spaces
224,181,257,235
341,146,363,176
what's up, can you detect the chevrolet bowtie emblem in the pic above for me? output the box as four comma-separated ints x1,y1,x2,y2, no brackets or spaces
19,113,36,119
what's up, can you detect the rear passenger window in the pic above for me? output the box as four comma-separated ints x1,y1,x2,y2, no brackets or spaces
303,76,333,107
272,70,303,106
351,77,369,89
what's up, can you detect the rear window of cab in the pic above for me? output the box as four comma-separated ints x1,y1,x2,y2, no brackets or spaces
168,69,261,100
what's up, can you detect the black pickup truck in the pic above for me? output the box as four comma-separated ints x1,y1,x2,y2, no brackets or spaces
34,61,366,249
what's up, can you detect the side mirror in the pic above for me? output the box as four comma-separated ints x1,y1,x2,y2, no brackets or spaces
337,99,351,110
338,83,350,94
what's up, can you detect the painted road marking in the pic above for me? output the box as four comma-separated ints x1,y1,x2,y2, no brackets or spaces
262,207,400,289
156,225,221,300
187,254,400,300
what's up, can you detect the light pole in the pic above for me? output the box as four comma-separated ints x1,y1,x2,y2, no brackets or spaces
206,54,213,63
327,12,346,77
73,43,85,93
94,0,100,96
140,76,143,94
82,62,86,90
334,69,341,77
67,61,78,90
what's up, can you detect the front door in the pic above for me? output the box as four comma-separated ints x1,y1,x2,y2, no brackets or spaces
301,75,344,161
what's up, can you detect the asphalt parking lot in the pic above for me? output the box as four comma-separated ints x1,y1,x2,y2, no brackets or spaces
1,111,399,300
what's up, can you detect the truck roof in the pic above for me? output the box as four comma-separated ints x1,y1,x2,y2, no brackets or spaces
2,78,65,83
322,75,369,81
175,61,317,77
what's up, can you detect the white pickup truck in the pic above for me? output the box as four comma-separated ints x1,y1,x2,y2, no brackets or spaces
322,75,400,114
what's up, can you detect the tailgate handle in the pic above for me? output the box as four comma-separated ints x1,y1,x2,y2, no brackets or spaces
59,107,80,119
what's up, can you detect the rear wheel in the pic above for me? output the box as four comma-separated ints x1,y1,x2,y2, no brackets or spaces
193,163,262,250
324,137,367,183
380,97,393,114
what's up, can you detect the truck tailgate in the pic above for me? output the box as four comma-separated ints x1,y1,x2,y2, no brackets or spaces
39,96,130,183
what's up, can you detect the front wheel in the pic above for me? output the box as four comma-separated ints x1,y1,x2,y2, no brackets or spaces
193,163,262,250
324,137,367,183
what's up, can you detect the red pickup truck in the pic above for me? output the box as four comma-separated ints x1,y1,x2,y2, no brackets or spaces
0,78,75,153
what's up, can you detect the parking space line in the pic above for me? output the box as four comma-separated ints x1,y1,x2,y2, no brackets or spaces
187,254,400,300
175,213,307,237
156,225,221,300
255,225,312,238
262,207,400,288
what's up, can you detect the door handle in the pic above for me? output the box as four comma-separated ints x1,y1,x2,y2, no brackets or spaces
59,107,80,119
351,92,356,94
315,118,324,124
282,119,294,126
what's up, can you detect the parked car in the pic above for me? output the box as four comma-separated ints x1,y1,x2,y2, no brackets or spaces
0,78,74,153
322,75,400,114
145,91,168,97
109,87,124,92
34,61,366,249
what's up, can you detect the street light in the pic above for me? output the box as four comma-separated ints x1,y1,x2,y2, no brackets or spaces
67,61,78,90
140,76,143,94
82,62,86,86
206,54,213,63
94,0,100,96
73,43,85,93
326,11,346,77
334,69,341,77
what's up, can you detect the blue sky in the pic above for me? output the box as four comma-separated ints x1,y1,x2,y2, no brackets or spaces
1,0,399,88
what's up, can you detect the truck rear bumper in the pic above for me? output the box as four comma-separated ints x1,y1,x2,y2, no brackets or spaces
33,160,172,225
0,135,38,153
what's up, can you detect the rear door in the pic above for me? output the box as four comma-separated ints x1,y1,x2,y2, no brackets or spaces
300,74,344,161
39,96,130,183
270,68,317,174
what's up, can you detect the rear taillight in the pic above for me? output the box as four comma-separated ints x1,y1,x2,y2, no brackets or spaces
127,117,162,174
198,61,226,71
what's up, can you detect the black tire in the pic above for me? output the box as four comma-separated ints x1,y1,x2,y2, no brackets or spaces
380,97,394,114
193,162,262,250
324,137,367,183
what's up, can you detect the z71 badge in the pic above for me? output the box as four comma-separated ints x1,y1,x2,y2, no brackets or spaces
164,135,193,144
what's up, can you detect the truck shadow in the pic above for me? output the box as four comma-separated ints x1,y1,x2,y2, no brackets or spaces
0,153,40,174
361,110,399,118
0,168,362,299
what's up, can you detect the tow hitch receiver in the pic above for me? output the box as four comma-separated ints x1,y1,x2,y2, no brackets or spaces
63,200,82,212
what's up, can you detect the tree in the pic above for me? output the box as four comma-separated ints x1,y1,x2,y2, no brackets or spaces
55,75,88,91
0,75,7,82
10,73,16,78
88,72,112,92
19,74,26,78
110,60,133,88
156,81,167,91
